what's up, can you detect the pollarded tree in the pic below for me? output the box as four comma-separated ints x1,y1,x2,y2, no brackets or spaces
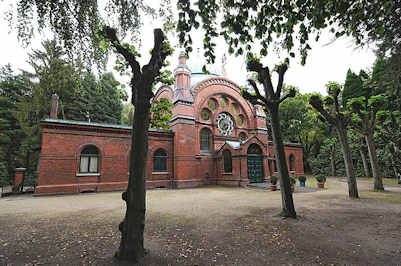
344,68,385,191
7,0,174,262
243,59,297,218
310,82,359,198
176,0,353,218
99,26,173,261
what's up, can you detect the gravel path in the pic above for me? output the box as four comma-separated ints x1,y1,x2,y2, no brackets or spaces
1,178,401,265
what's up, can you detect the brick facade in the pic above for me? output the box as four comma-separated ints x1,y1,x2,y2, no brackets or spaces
35,53,304,195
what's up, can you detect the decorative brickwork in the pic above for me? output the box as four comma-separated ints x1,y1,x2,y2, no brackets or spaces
35,53,304,195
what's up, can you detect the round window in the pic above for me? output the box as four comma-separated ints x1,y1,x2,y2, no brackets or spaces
239,132,247,141
216,113,234,136
201,108,211,120
208,98,218,110
237,114,244,127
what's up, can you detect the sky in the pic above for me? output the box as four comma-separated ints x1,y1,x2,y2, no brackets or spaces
0,1,377,97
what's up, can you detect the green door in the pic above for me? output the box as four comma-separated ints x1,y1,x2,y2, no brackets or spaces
247,155,264,183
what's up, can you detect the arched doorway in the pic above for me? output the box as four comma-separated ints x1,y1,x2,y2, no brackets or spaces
247,143,264,183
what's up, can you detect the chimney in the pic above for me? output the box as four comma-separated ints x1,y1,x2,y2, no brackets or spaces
50,94,59,119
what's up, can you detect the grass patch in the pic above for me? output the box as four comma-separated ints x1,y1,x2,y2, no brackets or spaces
361,190,401,203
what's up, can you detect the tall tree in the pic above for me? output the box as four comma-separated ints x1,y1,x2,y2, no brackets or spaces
244,61,297,217
25,40,81,120
0,65,29,185
99,26,173,261
7,1,174,262
310,82,359,198
77,72,124,124
344,67,385,191
177,0,355,217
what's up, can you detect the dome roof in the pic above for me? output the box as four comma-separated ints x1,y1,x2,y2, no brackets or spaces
186,49,221,88
190,73,219,88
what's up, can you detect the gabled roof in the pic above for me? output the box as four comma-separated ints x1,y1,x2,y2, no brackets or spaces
242,135,268,147
215,140,242,153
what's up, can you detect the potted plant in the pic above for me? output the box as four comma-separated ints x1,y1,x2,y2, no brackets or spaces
290,176,296,192
270,176,278,191
298,175,306,187
315,174,326,188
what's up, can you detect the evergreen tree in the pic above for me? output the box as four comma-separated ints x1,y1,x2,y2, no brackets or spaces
121,103,135,126
0,65,30,184
97,72,123,124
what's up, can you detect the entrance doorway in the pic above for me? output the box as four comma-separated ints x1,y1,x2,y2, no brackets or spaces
247,144,264,183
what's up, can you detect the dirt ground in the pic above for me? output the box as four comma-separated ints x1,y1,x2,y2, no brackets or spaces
1,178,401,265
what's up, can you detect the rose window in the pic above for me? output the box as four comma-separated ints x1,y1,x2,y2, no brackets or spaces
216,113,234,136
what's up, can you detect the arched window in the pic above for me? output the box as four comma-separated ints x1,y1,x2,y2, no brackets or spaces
200,128,212,151
247,143,262,155
153,149,167,172
223,150,232,173
79,145,99,173
289,154,295,171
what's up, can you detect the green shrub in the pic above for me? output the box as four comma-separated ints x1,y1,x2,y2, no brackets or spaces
290,176,296,185
0,162,10,187
315,174,326,183
298,175,306,182
270,176,278,185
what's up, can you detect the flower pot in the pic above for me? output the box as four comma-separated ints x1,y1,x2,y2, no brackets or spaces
270,184,277,191
317,182,325,188
300,181,305,187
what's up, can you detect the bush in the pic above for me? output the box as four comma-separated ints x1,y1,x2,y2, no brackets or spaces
0,162,10,187
298,175,306,182
270,176,278,185
290,176,296,185
315,174,326,183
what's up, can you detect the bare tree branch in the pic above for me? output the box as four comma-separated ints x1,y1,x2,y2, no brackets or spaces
310,97,336,125
279,88,296,103
143,29,168,81
247,79,267,103
101,26,141,76
276,63,288,97
247,60,274,97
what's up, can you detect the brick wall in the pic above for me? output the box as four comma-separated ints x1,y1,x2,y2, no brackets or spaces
35,121,174,195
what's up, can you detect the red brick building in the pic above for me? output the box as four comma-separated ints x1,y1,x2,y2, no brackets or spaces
35,53,304,195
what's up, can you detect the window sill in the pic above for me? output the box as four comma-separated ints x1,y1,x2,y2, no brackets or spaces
223,172,233,175
152,172,168,175
76,173,100,177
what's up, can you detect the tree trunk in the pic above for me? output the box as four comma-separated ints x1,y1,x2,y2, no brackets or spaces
359,148,371,177
269,104,296,218
389,155,399,181
365,131,384,191
335,125,359,198
115,90,150,262
330,145,337,177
